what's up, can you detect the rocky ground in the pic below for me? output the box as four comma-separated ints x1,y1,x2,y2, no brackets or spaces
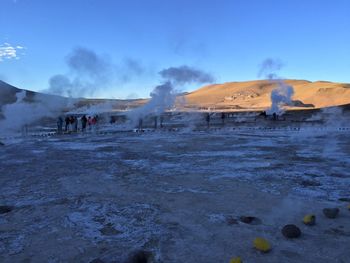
0,127,350,262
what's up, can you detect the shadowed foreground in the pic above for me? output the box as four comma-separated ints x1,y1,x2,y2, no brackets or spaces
0,129,350,262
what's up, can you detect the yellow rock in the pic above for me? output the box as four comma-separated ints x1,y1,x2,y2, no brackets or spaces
347,204,350,210
303,214,316,225
253,237,271,253
229,257,242,263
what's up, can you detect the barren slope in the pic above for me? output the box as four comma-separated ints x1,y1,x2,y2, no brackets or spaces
184,80,350,111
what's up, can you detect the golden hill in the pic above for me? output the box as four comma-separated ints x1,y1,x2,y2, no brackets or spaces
184,79,350,111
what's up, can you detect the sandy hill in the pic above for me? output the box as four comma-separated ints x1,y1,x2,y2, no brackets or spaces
2,79,350,114
184,79,350,111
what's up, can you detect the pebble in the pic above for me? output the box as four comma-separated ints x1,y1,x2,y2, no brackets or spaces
282,224,301,238
253,237,271,253
323,208,339,219
239,216,261,225
0,205,13,214
303,214,316,226
229,257,242,263
125,250,152,263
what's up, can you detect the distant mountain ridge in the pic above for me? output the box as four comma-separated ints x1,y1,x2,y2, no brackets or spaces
1,79,350,112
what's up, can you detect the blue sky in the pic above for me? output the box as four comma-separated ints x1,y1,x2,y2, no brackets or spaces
0,0,349,98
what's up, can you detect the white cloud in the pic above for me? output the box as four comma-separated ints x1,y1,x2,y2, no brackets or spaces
0,42,25,62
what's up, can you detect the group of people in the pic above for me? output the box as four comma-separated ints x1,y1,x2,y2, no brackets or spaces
57,115,99,134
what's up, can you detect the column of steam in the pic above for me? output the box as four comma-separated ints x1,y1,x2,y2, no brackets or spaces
258,58,294,120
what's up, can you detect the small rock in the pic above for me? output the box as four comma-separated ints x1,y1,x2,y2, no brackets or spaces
303,214,316,226
226,216,238,225
338,197,350,202
229,257,242,263
125,250,152,263
99,225,121,236
323,208,339,219
347,204,350,211
282,224,301,238
253,237,271,253
239,216,262,225
90,258,105,263
300,180,321,187
0,141,4,146
0,205,13,214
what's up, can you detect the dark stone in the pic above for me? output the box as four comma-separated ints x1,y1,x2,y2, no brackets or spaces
303,215,316,226
338,197,350,202
0,141,4,146
90,258,105,263
125,250,152,263
323,208,339,219
282,224,302,239
239,216,262,225
0,205,13,214
99,224,121,236
300,180,321,187
225,216,238,225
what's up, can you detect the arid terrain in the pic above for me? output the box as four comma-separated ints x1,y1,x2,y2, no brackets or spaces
1,125,350,262
184,79,350,111
2,79,350,114
1,80,350,262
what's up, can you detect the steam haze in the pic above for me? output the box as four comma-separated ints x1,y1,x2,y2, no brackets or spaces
159,65,215,85
45,47,146,99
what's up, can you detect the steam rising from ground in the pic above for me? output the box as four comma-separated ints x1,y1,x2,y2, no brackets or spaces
127,66,214,123
159,65,215,85
45,47,146,98
0,91,68,135
259,58,294,115
46,47,112,98
129,82,175,120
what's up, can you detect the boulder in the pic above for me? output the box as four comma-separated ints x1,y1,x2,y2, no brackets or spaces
125,250,152,263
303,214,316,226
99,224,121,236
239,216,261,225
253,237,271,253
323,208,339,219
282,224,301,238
338,197,350,202
0,205,13,214
229,257,242,263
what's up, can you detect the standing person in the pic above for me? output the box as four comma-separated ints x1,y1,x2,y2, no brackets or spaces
64,116,70,132
81,115,87,132
160,115,164,128
221,112,226,126
206,113,211,129
57,116,63,134
138,118,143,131
88,116,92,131
69,116,75,132
273,112,278,121
91,116,97,132
73,116,78,132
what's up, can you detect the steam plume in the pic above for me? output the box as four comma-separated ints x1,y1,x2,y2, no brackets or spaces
45,47,146,98
129,81,175,120
46,47,111,98
0,91,68,135
259,58,294,115
128,65,214,124
159,65,214,85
